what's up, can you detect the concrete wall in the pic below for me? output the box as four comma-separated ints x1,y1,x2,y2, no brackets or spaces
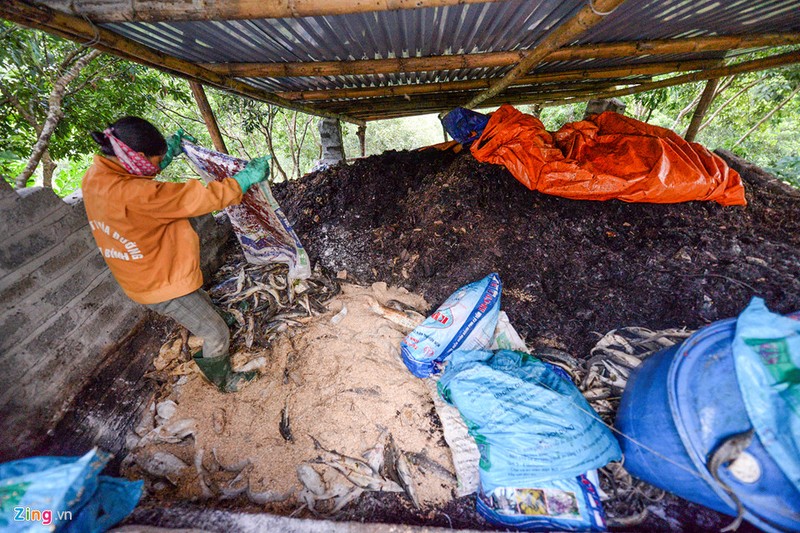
0,179,231,460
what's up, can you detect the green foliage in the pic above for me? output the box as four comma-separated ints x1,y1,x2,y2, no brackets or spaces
0,21,189,184
52,154,92,197
765,156,800,189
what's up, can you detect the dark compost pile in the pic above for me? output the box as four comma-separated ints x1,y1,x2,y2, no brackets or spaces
274,148,800,358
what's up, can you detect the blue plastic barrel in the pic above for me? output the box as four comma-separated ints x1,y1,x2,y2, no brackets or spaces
615,318,800,532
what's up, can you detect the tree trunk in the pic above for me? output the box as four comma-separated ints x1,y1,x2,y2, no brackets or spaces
41,150,57,188
262,106,287,183
14,49,100,189
698,75,765,133
732,83,800,148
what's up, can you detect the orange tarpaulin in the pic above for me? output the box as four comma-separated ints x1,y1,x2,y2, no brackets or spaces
470,105,746,206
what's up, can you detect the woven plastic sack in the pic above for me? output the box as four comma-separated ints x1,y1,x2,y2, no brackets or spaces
182,142,311,280
476,471,607,532
438,350,618,531
471,105,746,206
733,297,800,493
401,273,501,378
0,449,142,532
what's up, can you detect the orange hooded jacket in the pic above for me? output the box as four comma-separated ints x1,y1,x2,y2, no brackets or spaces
82,155,243,304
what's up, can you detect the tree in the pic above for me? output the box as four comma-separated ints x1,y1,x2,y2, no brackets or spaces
0,22,190,189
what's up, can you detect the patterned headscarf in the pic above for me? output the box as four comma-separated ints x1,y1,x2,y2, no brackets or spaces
104,128,160,176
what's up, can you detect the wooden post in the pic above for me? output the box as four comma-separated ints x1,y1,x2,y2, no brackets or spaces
357,125,367,157
684,78,720,142
189,81,228,153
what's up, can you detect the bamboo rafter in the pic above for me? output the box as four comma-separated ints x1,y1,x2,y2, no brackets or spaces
200,33,800,78
462,0,630,109
541,49,800,108
38,0,508,23
276,60,718,102
0,0,366,126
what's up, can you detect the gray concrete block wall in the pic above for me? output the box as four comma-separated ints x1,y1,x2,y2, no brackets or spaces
0,179,232,459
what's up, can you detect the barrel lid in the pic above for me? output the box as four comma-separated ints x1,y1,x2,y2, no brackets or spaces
668,318,800,532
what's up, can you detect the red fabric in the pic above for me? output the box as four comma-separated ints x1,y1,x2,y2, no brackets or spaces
470,105,746,206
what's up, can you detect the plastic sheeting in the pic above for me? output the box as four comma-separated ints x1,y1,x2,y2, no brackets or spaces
470,105,746,206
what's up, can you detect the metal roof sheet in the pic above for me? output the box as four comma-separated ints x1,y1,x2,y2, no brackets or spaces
11,0,800,119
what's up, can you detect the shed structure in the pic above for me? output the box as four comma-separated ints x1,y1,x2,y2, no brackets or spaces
2,0,800,126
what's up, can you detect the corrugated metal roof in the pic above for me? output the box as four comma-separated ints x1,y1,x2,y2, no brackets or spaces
18,0,800,119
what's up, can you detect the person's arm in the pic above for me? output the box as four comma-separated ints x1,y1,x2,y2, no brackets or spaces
127,177,243,221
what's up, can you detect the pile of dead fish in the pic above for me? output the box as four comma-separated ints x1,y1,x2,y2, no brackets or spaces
208,262,340,350
538,326,692,527
295,430,419,516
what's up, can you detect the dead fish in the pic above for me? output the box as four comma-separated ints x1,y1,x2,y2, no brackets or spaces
310,437,374,477
330,306,348,325
155,399,178,423
330,487,364,514
297,464,327,496
245,315,255,349
407,452,457,484
219,465,251,500
134,401,156,438
247,485,293,505
321,460,403,492
139,418,197,445
233,356,266,373
194,448,215,500
280,402,293,442
394,450,420,508
363,428,389,473
211,448,250,473
368,298,422,330
136,451,188,484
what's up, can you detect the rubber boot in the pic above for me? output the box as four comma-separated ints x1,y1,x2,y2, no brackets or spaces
193,352,257,393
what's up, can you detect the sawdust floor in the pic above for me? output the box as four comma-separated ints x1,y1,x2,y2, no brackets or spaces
125,282,463,519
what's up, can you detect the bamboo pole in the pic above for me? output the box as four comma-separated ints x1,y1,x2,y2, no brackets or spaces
38,0,506,23
461,0,627,110
201,33,800,78
341,84,631,120
684,78,719,142
319,82,625,115
189,81,229,153
0,1,366,126
541,50,800,108
276,59,716,102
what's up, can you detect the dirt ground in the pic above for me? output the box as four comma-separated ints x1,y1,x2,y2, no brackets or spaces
127,147,796,532
273,148,800,358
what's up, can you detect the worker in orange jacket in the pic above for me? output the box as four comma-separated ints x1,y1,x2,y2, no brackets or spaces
83,116,268,392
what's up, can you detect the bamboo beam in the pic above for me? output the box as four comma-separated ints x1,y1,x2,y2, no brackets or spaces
276,59,717,102
684,78,719,142
462,0,629,110
39,0,506,23
333,83,632,119
541,50,800,108
203,33,800,79
189,81,229,153
0,1,365,126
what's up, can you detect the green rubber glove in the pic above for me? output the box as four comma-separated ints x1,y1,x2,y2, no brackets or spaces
159,128,197,170
233,156,270,193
